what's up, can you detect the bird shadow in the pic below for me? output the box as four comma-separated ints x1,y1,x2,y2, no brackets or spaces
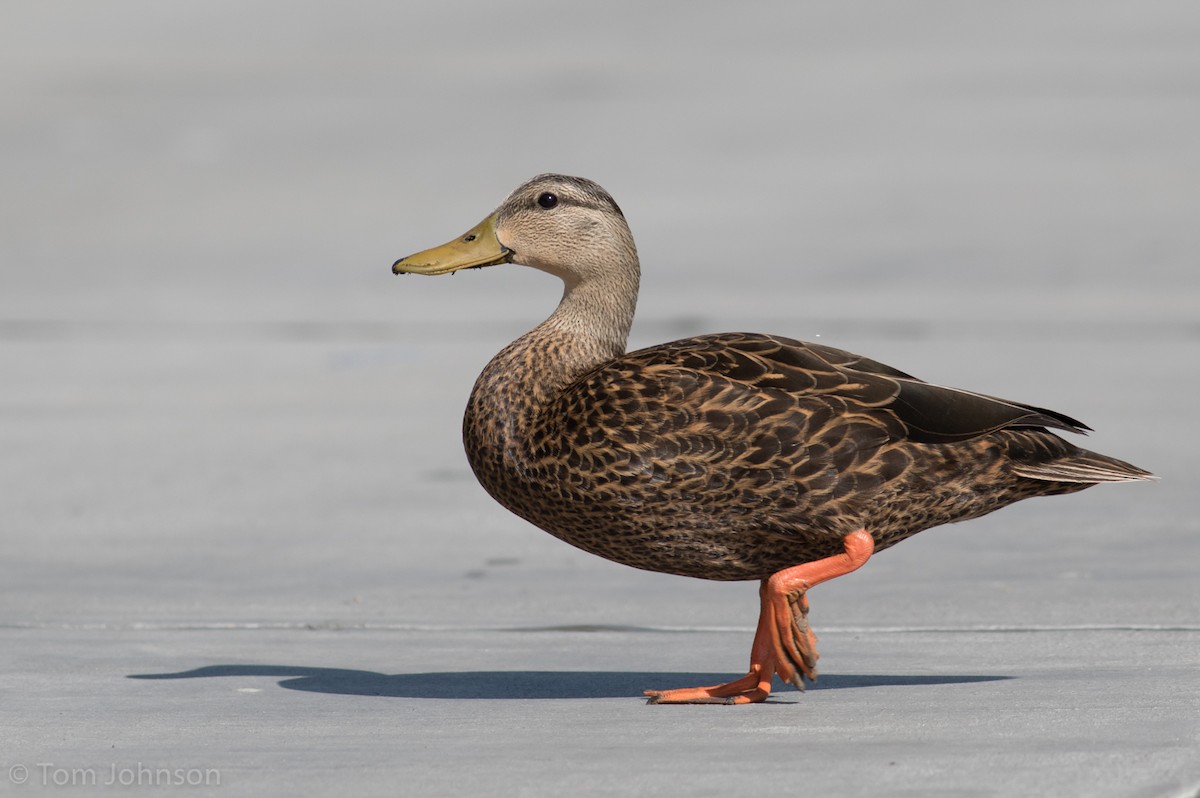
127,665,1011,700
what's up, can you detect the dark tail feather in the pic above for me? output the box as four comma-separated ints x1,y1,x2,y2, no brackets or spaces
1012,450,1155,484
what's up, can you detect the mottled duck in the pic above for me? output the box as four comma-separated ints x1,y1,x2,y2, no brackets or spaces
392,174,1153,704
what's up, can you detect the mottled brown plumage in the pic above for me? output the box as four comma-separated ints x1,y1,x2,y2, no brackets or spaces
393,173,1153,703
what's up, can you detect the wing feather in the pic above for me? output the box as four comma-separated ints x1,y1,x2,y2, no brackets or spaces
598,332,1087,444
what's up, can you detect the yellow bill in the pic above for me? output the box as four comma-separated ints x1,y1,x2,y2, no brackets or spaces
392,213,512,275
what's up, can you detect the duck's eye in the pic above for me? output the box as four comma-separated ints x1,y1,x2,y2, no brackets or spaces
537,192,558,209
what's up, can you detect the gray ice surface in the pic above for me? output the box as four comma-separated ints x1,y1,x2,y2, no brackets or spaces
2,2,1198,796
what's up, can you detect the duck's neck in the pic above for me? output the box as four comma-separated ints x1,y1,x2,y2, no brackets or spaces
539,269,640,372
467,263,639,443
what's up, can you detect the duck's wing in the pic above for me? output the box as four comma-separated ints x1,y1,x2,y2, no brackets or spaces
609,332,1090,444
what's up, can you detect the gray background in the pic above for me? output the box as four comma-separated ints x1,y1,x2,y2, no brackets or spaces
3,2,1197,796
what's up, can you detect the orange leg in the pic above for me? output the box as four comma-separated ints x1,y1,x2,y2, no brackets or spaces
644,529,874,705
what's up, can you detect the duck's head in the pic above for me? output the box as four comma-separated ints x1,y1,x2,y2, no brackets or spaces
393,174,638,287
